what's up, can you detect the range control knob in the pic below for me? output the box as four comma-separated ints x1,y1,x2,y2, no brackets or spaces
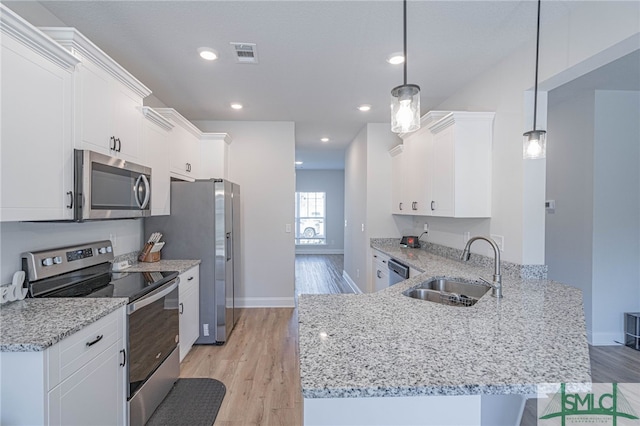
53,256,63,264
106,246,112,253
98,247,107,254
42,257,54,267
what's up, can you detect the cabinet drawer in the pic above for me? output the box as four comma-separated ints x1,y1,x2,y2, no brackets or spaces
180,267,199,289
48,309,122,390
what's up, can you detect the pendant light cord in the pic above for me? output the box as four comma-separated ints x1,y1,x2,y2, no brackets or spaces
533,0,541,131
403,0,407,85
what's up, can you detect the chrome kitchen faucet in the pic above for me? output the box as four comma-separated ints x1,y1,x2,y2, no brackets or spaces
460,236,503,298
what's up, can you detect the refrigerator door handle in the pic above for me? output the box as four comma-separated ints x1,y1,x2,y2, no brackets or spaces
226,232,232,261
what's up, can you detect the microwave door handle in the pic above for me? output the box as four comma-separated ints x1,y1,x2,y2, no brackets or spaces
139,174,150,209
127,279,179,314
133,175,143,208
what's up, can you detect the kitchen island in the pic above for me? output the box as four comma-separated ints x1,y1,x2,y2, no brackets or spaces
298,241,591,425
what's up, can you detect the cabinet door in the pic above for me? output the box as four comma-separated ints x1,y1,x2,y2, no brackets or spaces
0,37,75,221
404,132,433,215
77,62,112,155
142,118,171,216
169,125,194,180
430,125,455,217
390,146,406,214
48,342,124,426
179,266,200,362
111,84,142,162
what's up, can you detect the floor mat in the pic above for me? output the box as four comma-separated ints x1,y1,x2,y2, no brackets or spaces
146,378,226,426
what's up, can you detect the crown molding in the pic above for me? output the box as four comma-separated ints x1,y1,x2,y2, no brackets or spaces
429,111,496,134
388,144,404,157
39,27,152,99
201,133,232,145
154,108,203,139
0,5,79,71
398,110,451,139
141,107,174,131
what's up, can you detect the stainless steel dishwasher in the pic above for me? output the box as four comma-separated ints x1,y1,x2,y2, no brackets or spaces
388,258,410,285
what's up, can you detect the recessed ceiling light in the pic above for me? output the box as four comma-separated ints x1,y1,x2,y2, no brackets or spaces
321,137,330,143
198,47,218,61
358,104,372,112
295,161,303,165
387,53,405,65
230,103,243,110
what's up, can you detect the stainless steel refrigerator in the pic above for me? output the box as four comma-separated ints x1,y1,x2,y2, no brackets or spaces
145,179,240,344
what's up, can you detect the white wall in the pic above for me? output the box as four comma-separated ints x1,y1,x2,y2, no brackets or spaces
545,90,595,337
546,89,640,345
434,1,640,264
343,124,410,293
591,90,640,344
296,170,345,254
0,220,142,284
344,126,368,292
193,120,296,307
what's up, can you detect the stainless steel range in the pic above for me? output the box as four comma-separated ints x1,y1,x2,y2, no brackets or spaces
22,241,180,426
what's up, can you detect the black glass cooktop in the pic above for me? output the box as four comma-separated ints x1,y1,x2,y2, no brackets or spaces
31,263,178,302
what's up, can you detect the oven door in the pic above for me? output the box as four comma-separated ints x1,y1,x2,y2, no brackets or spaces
75,149,151,221
127,279,179,399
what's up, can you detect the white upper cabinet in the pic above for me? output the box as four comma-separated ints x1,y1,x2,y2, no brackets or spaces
40,27,152,164
141,107,173,216
391,111,494,218
155,108,201,181
428,112,495,218
200,133,232,179
0,5,80,222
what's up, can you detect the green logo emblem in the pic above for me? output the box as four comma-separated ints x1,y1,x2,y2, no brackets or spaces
540,383,639,425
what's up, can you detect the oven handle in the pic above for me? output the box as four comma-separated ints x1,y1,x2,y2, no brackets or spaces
127,278,179,315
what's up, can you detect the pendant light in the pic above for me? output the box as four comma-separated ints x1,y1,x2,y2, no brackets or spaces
391,0,420,134
523,0,546,159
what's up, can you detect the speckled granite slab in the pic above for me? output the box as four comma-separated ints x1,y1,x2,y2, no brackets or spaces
0,298,126,352
298,246,591,399
125,259,201,274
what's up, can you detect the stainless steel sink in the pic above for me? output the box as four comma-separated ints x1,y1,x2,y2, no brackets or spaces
404,278,490,307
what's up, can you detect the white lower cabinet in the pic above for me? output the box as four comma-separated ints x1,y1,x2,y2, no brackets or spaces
179,266,200,362
372,250,390,292
0,307,126,426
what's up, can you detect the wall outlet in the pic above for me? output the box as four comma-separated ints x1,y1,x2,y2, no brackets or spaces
361,223,365,232
285,223,291,233
490,234,505,252
545,199,556,214
203,323,210,336
423,223,429,232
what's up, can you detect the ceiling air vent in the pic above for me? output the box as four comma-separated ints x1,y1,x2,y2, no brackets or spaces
230,42,258,64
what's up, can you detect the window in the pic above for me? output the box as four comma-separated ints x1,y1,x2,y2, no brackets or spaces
295,192,326,245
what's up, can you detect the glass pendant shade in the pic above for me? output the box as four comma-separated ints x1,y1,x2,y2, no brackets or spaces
391,84,420,133
523,129,546,159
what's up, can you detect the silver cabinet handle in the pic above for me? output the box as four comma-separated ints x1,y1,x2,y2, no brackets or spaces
226,232,232,261
179,302,184,314
376,270,382,279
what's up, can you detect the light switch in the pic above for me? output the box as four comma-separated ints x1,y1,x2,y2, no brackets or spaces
361,223,365,232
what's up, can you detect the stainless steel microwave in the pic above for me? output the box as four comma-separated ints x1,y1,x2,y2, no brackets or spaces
74,150,151,221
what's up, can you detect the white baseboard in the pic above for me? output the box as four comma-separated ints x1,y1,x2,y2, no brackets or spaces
342,271,363,294
236,297,295,308
590,330,625,346
295,249,344,255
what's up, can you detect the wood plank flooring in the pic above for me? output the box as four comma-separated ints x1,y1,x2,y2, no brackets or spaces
520,344,640,426
180,308,640,426
294,254,354,295
179,308,302,426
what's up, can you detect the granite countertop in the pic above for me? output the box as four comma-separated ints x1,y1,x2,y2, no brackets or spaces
126,259,200,274
298,242,591,399
0,298,126,352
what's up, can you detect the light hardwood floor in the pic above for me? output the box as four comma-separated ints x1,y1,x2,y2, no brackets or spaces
295,254,354,295
180,308,303,426
180,308,640,426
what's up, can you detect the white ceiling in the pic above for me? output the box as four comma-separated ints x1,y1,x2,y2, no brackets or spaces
7,0,582,169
